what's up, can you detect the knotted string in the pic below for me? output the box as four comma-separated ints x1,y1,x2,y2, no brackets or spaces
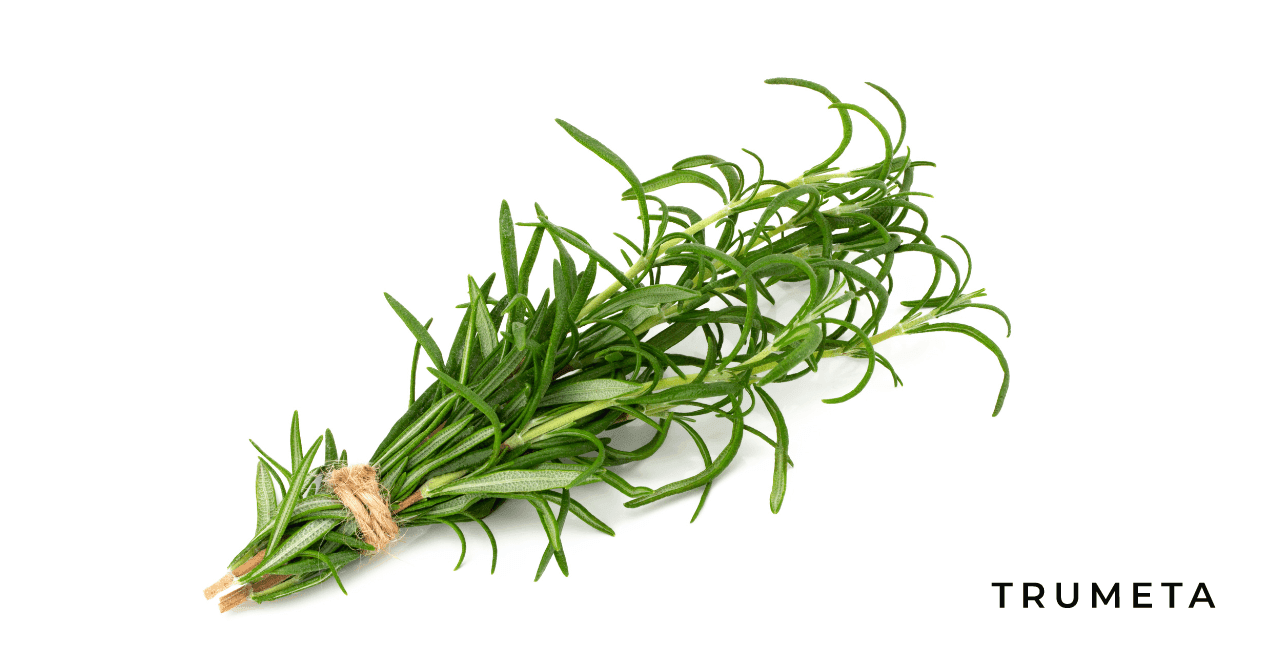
327,464,399,551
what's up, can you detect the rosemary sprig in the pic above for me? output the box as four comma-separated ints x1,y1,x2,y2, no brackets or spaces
210,78,1011,607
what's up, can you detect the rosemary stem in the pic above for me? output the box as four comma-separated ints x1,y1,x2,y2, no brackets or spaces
522,400,619,442
575,169,856,322
519,291,980,445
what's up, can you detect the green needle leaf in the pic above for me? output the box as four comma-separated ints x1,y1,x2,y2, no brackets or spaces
522,493,562,554
586,284,700,321
322,531,375,551
499,200,520,305
755,325,824,387
908,322,1010,416
427,367,501,443
441,469,592,495
539,378,641,406
385,293,446,372
963,303,1012,337
254,460,278,533
755,387,790,514
555,118,651,244
765,78,852,174
531,217,637,293
622,169,727,205
828,102,893,182
324,429,338,467
463,511,498,574
436,519,467,571
289,410,301,474
267,550,360,576
624,400,746,508
248,518,340,582
251,439,291,484
265,433,325,560
468,276,498,357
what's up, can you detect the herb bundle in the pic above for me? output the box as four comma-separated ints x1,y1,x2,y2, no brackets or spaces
204,78,1011,612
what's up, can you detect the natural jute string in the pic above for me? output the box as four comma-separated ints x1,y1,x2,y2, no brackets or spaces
205,463,402,612
327,464,399,551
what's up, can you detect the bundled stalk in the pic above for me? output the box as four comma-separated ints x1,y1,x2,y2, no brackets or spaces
205,78,1011,611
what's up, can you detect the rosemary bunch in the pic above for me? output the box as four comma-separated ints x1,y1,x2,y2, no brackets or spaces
208,78,1011,609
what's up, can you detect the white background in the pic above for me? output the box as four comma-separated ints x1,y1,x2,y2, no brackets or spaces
2,1,1270,663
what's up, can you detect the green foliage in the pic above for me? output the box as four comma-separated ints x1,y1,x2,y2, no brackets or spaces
225,80,1011,604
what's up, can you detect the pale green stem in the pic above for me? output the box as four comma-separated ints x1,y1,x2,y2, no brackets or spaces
521,399,619,442
521,291,981,445
574,169,859,322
